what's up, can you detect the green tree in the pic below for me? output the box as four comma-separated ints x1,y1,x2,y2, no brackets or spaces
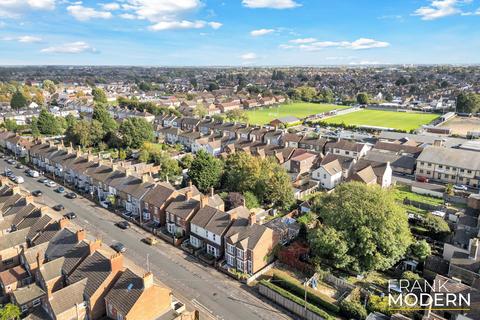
409,240,431,261
10,90,28,109
445,183,454,196
92,104,118,135
456,92,480,114
309,182,412,273
189,150,223,192
194,104,208,118
225,109,248,123
223,152,262,192
356,92,369,105
308,226,351,269
119,149,127,160
339,300,368,320
3,119,18,132
43,79,56,94
37,109,63,135
119,118,154,149
318,88,335,103
296,86,317,101
262,160,295,210
92,87,107,104
0,303,21,320
30,117,41,137
180,153,194,170
244,191,259,209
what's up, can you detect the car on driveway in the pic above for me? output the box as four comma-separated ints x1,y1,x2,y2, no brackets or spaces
116,221,130,230
111,242,126,253
143,236,158,246
32,190,43,197
63,212,77,219
65,192,77,199
55,187,65,193
454,184,468,191
53,204,65,211
45,180,57,188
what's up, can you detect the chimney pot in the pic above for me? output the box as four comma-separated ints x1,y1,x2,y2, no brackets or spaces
76,229,86,242
249,212,256,226
88,239,102,255
58,218,70,229
109,253,124,273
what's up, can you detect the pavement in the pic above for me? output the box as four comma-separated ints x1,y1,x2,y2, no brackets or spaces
0,158,295,320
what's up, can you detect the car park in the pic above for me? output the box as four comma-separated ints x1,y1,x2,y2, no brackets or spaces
116,221,130,230
111,243,127,253
63,212,77,219
53,204,65,211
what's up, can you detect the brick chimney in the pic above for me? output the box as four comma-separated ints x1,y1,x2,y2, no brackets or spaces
87,150,94,162
109,253,124,272
58,218,70,229
142,272,154,289
186,189,193,200
200,194,208,208
229,210,237,222
40,206,50,215
36,252,43,269
248,212,256,226
76,229,86,242
89,239,102,255
76,148,82,158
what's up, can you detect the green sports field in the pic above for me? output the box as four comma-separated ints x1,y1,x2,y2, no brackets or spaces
245,102,347,125
322,109,439,131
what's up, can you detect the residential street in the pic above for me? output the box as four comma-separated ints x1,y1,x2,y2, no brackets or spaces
1,160,295,320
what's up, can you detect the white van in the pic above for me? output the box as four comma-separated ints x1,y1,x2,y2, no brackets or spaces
15,176,25,184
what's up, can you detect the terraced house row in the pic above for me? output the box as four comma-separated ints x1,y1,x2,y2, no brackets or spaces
2,134,283,279
0,180,195,320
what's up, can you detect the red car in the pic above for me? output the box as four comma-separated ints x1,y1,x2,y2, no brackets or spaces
416,176,429,183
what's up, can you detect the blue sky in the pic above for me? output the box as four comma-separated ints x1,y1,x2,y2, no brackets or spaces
0,0,479,65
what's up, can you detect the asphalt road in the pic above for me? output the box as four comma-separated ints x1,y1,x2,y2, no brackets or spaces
1,159,295,320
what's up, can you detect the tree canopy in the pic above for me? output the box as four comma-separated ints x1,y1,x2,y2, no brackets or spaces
456,92,480,114
0,303,20,320
10,90,28,109
356,92,369,105
309,182,412,273
119,117,154,149
189,150,224,193
92,87,107,104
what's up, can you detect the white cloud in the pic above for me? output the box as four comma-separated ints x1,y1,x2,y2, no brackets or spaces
289,37,316,44
240,52,257,60
119,0,219,31
0,0,55,18
250,28,275,36
101,2,120,11
41,41,97,54
413,0,471,20
67,5,112,21
148,20,222,31
242,0,300,9
208,21,222,29
1,35,42,43
282,38,390,51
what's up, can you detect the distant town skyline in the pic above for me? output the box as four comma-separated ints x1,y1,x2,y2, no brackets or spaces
0,0,479,66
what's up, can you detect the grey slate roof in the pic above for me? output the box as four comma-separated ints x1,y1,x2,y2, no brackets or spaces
12,283,45,306
104,268,144,316
417,146,480,170
50,278,87,316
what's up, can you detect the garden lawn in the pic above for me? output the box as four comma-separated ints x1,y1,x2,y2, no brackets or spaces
323,109,439,131
246,102,347,125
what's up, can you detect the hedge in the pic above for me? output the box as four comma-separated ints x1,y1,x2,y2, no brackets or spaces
339,300,368,320
271,273,340,314
259,280,335,320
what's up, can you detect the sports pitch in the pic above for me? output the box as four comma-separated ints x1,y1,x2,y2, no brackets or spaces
322,109,439,131
245,102,347,125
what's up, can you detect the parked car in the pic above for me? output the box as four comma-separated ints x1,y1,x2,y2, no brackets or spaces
53,204,65,211
32,190,43,197
15,163,24,169
55,187,65,193
45,180,57,188
143,236,158,246
116,221,130,230
416,176,429,183
38,177,48,184
28,170,40,178
100,201,110,209
14,176,24,184
63,212,77,219
111,243,127,253
65,192,77,199
454,184,468,191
